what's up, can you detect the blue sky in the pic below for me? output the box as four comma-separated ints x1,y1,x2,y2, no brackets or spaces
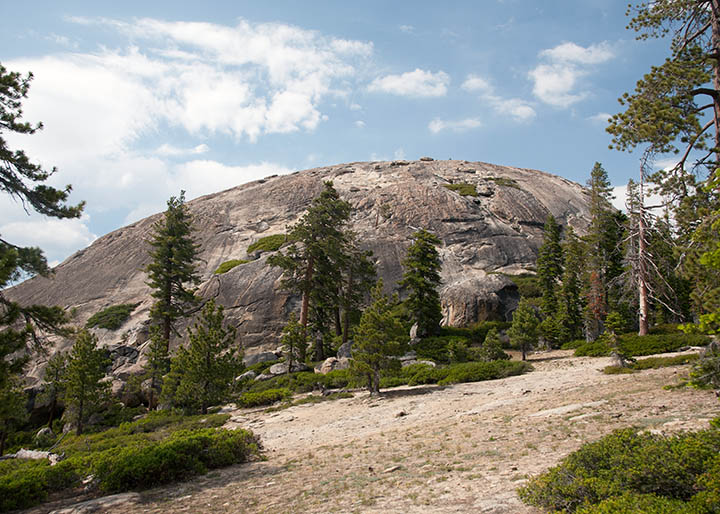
1,0,672,265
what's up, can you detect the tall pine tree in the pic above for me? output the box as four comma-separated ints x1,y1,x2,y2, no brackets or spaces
400,229,443,337
145,191,200,406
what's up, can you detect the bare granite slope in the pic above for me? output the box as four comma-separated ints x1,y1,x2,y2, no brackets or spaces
9,159,590,385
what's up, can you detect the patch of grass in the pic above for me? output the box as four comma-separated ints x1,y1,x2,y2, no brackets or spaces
264,391,354,412
488,177,521,189
214,259,249,274
500,273,541,299
442,183,478,197
247,234,286,254
86,303,139,330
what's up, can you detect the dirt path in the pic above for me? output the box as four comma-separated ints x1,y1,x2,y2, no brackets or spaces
44,351,720,513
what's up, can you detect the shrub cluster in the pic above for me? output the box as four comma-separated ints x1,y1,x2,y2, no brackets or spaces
0,411,258,511
574,332,709,358
518,421,720,513
238,388,291,408
93,428,259,493
442,183,478,197
86,303,139,330
603,353,699,374
214,259,249,274
246,234,286,254
488,176,521,189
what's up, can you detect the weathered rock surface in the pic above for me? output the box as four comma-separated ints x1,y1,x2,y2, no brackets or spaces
9,159,590,388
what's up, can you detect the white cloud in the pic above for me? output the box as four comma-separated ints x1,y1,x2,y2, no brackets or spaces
529,41,614,108
349,102,362,111
0,216,96,265
155,143,210,156
461,74,536,122
399,25,415,33
368,69,449,97
461,75,493,94
394,148,406,160
589,112,612,124
540,42,614,65
612,184,666,213
354,120,366,128
428,118,482,133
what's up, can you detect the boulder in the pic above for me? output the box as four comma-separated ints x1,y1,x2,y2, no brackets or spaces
268,362,311,375
244,352,278,367
337,341,353,358
236,370,257,382
401,359,436,368
315,357,351,374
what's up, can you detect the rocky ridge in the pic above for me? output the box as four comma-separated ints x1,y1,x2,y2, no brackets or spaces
10,158,591,387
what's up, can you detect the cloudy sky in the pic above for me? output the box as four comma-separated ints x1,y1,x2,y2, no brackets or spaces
2,0,673,265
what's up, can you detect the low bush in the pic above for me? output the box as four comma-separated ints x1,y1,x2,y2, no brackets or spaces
501,273,541,299
574,333,708,358
414,336,468,363
603,353,699,374
488,176,521,189
247,234,286,254
86,303,139,330
619,333,708,356
214,259,249,274
239,388,291,408
93,428,259,493
561,339,586,350
0,459,79,512
518,422,720,513
574,340,611,357
442,183,478,197
438,360,532,385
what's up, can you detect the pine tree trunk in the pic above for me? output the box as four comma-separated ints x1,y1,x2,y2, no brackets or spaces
638,186,649,336
711,1,720,150
77,397,84,436
299,257,314,334
0,431,6,456
334,306,342,337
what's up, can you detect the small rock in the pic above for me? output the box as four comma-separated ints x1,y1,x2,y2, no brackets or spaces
390,160,409,166
337,341,353,358
396,411,408,417
420,156,434,161
383,465,401,473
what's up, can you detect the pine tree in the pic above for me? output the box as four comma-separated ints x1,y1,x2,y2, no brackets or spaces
536,215,564,317
145,191,200,404
400,229,443,337
38,351,67,428
269,181,351,360
508,299,539,361
583,163,624,340
477,327,510,362
0,377,26,455
557,226,585,343
350,280,406,395
280,313,307,374
165,300,241,414
338,243,376,345
64,329,110,435
0,63,83,388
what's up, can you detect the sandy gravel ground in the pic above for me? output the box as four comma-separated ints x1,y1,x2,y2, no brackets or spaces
37,350,720,514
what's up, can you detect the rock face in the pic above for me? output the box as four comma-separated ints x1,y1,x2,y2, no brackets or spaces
9,159,590,387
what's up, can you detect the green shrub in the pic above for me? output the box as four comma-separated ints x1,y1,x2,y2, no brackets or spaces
632,353,699,370
561,339,586,350
502,273,541,299
438,361,532,385
602,365,636,374
93,428,259,493
415,335,468,363
247,234,286,254
689,345,720,390
488,176,521,189
0,459,79,512
442,183,478,196
574,340,611,357
406,365,446,386
618,333,709,356
518,424,720,513
214,259,249,274
239,388,290,408
323,369,353,389
86,303,139,330
575,492,701,514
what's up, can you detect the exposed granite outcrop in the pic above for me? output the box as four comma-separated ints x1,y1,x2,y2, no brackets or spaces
9,159,590,387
